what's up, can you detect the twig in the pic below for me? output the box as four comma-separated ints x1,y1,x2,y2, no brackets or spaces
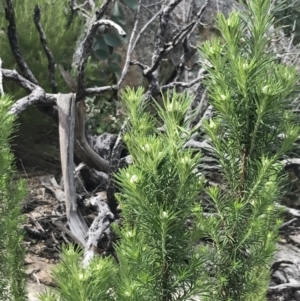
29,214,45,232
76,0,123,100
4,0,38,84
268,282,300,294
32,273,41,286
131,9,162,52
270,260,294,275
279,218,297,230
0,58,3,96
117,0,142,88
276,203,300,217
149,0,183,74
281,158,300,166
106,118,129,213
85,84,118,95
160,73,206,90
33,5,58,93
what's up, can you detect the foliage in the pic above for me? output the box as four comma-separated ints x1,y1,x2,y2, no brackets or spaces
0,0,84,96
197,0,300,300
39,88,211,301
113,88,209,301
38,244,116,301
0,94,27,301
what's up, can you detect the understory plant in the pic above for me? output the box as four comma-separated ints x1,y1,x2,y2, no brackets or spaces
39,88,210,301
197,0,300,300
0,0,83,96
39,1,299,301
0,94,27,301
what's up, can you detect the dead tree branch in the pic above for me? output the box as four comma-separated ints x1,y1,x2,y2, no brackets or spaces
106,119,129,213
75,100,109,172
57,93,88,246
268,282,300,294
33,5,58,93
0,59,4,96
117,0,142,88
2,68,37,93
4,0,38,85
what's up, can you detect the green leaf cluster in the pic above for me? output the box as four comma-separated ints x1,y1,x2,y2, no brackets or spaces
0,95,27,301
197,0,300,300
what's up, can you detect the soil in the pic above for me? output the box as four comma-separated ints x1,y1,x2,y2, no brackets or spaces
12,108,62,299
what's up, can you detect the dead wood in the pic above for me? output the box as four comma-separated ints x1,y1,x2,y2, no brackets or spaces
57,93,88,246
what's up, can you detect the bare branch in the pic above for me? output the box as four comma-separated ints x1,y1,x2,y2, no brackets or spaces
149,0,209,74
268,282,300,294
75,100,109,172
131,9,162,52
33,5,58,93
8,88,45,115
76,0,120,100
85,84,118,95
149,0,183,74
4,0,38,85
59,65,78,92
281,158,300,166
76,19,125,100
160,73,205,90
106,118,129,213
0,59,4,96
129,60,149,71
117,0,142,88
2,68,37,92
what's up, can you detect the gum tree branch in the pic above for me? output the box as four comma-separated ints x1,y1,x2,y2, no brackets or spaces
4,0,38,85
76,20,125,100
33,5,58,93
76,0,122,101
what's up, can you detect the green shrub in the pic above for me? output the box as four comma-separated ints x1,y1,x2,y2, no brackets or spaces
0,94,27,301
197,0,300,300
